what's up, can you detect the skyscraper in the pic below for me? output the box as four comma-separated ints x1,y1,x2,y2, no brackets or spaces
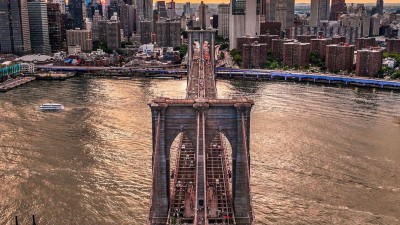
166,0,176,19
92,9,102,41
218,4,230,38
183,2,191,16
229,0,260,49
135,0,153,33
68,0,84,29
199,1,208,29
262,0,276,21
27,0,51,54
107,13,121,50
310,0,330,27
0,0,31,54
156,1,168,18
47,3,63,52
330,0,346,20
275,0,294,30
376,0,383,15
51,0,66,14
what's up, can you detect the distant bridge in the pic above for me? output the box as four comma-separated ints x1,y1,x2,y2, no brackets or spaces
35,65,400,89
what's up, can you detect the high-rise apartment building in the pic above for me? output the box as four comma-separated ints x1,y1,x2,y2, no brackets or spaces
92,10,102,41
242,41,268,69
0,0,31,54
272,38,295,61
107,13,121,50
140,20,152,44
283,42,310,68
66,29,93,52
218,4,230,38
155,19,181,48
68,0,84,29
310,38,333,60
27,1,51,54
326,43,355,73
47,3,63,52
356,48,382,77
310,0,330,27
229,0,260,49
330,0,346,20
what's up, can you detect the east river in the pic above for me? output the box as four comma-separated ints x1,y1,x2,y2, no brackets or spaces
1,78,399,224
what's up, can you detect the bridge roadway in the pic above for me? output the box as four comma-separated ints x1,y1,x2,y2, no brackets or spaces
148,33,250,225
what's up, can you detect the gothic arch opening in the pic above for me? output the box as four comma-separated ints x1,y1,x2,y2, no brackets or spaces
206,132,235,224
168,132,196,224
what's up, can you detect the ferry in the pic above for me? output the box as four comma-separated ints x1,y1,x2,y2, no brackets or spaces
39,103,65,111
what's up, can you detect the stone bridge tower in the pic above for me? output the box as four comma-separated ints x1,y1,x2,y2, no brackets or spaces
148,30,254,225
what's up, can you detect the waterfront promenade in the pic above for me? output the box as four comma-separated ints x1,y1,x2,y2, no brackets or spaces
0,77,36,92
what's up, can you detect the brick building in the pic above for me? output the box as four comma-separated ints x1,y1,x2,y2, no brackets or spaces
331,36,346,44
272,39,295,61
310,38,333,60
356,49,383,77
242,41,268,69
237,36,259,54
355,37,376,50
326,43,355,73
258,35,279,50
296,35,316,43
282,42,311,68
386,39,400,54
260,21,281,35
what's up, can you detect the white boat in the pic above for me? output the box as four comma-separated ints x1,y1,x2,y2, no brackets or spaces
39,103,64,111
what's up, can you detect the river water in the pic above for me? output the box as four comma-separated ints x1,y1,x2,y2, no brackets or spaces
0,78,399,224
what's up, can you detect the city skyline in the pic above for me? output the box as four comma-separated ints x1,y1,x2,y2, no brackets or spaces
172,0,399,4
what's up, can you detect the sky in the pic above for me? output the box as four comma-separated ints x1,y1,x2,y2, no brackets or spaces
173,0,399,4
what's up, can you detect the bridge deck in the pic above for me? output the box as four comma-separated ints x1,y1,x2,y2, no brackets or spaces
168,134,235,224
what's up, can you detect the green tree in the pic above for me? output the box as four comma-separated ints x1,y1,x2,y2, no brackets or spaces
383,52,400,67
233,54,242,65
230,48,240,57
92,41,112,54
310,51,322,66
220,42,229,50
178,44,188,58
121,41,133,48
391,71,400,79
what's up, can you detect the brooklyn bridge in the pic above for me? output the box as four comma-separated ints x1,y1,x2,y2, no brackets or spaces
148,30,254,225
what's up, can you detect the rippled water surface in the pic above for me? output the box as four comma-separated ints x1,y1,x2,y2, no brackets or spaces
1,78,400,224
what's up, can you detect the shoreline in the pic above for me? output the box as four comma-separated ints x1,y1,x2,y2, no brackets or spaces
2,69,400,92
216,69,400,90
